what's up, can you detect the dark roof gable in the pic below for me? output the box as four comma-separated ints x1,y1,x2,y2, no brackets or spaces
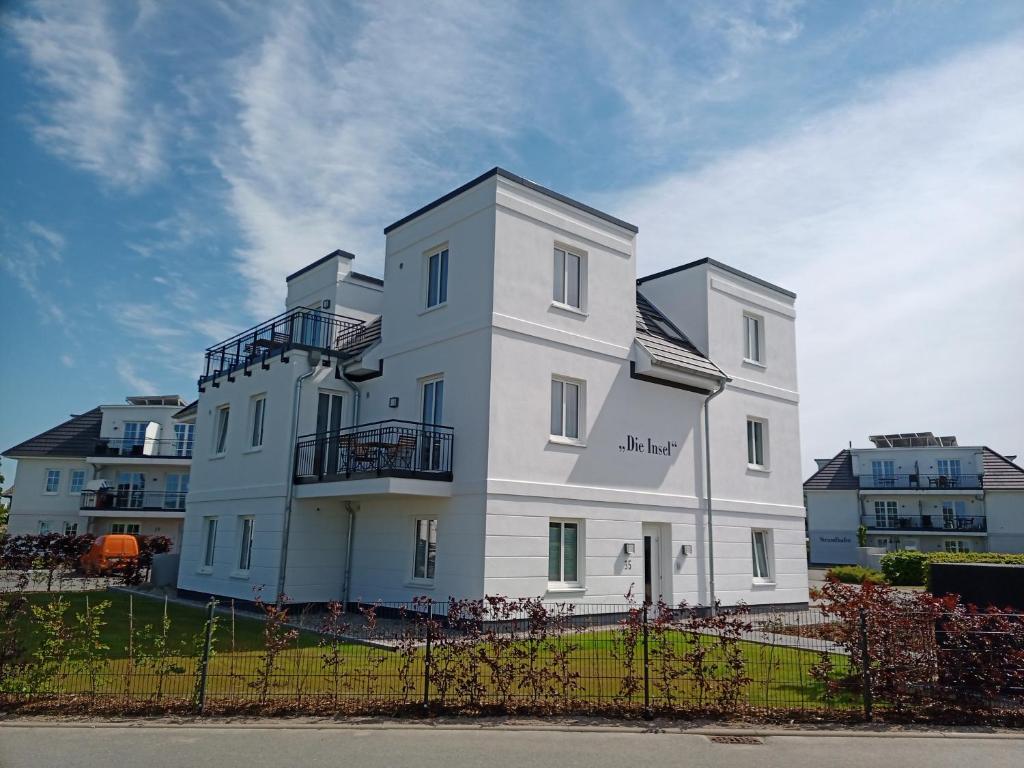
982,448,1024,490
803,450,857,490
634,292,726,381
3,408,103,458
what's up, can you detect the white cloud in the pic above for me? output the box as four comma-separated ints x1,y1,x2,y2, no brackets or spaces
60,354,74,368
116,359,158,393
217,0,542,314
0,220,67,326
617,37,1024,468
8,0,163,189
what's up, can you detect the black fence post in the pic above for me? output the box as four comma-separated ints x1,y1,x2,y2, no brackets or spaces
642,603,652,720
422,601,433,712
197,598,217,714
858,606,873,721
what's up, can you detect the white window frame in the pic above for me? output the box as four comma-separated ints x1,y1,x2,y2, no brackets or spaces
874,500,899,528
552,245,585,312
751,529,774,584
249,394,266,449
44,469,61,495
213,405,230,456
164,473,189,510
944,539,969,553
63,522,79,536
424,245,449,310
174,423,195,456
69,469,87,495
550,376,585,445
410,517,438,585
38,521,52,534
111,522,141,534
547,519,583,589
743,312,765,365
234,516,255,576
201,517,218,573
746,417,768,469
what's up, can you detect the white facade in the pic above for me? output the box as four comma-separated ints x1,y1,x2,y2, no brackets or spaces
3,396,194,546
805,435,1024,563
177,169,808,609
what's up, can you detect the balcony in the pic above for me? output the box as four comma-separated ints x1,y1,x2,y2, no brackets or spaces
857,473,983,490
861,514,987,533
201,307,371,384
91,437,193,459
294,420,454,484
80,489,187,513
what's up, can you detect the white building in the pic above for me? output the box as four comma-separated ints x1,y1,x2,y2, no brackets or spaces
3,396,195,546
177,168,808,609
805,432,1024,564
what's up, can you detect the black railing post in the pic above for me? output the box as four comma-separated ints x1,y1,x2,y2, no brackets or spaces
859,606,873,721
422,600,433,711
642,603,652,720
196,598,217,714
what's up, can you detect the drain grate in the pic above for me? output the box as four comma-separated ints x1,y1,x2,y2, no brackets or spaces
709,735,764,745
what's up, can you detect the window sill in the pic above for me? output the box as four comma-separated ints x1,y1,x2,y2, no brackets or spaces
242,446,263,455
405,580,435,590
742,358,766,369
550,301,588,318
751,580,776,588
43,492,59,496
197,566,213,575
229,570,250,579
747,464,771,474
549,436,586,448
418,302,448,316
546,585,586,595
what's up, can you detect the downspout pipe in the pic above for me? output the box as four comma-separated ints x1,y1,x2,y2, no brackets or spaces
276,358,318,608
702,378,727,616
334,365,361,610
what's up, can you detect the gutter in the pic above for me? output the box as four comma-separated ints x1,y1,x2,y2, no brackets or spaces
702,378,728,615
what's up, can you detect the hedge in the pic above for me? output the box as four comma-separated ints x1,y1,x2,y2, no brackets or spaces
827,565,886,585
880,550,1024,587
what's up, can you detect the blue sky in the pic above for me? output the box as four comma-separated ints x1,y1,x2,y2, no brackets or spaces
2,0,1023,485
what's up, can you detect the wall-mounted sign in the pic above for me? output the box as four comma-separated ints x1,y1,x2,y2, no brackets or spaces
619,435,678,457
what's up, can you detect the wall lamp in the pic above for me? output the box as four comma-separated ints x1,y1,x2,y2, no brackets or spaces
680,544,693,556
622,542,635,556
388,396,400,408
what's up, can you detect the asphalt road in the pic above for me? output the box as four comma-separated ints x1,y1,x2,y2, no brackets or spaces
1,724,1022,768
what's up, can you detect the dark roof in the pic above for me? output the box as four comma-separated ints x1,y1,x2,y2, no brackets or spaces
340,315,382,358
982,448,1024,490
173,400,198,420
384,167,639,235
803,450,857,490
638,257,796,300
3,408,103,458
349,271,384,287
634,292,725,381
286,250,356,282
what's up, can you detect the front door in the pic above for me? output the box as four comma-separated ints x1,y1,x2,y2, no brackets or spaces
642,523,664,605
420,378,444,471
316,392,344,475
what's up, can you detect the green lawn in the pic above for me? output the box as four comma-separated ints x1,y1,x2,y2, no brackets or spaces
5,590,850,710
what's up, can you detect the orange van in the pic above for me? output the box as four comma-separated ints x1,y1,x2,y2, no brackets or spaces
81,534,140,575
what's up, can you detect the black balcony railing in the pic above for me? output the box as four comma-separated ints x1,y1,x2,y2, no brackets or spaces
201,307,369,383
861,514,987,533
80,489,187,512
295,420,454,483
857,473,984,490
91,437,193,459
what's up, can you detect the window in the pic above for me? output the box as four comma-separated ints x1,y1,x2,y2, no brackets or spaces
874,500,899,528
550,377,583,441
69,470,86,494
553,247,583,309
751,529,773,582
426,247,449,308
44,469,61,494
38,521,52,534
122,422,149,453
64,522,78,535
548,520,580,585
111,523,141,534
942,500,967,529
420,377,446,470
116,472,145,509
237,516,254,572
871,460,896,487
744,313,763,363
165,474,189,510
174,423,195,456
944,539,970,553
746,418,766,467
213,406,230,455
202,518,218,570
937,459,962,483
250,395,266,448
412,518,437,582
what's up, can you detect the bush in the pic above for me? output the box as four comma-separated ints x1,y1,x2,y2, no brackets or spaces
881,551,929,585
881,550,1024,587
827,565,886,584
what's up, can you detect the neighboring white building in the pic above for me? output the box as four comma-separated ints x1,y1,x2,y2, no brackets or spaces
804,432,1024,564
177,168,808,609
3,396,195,547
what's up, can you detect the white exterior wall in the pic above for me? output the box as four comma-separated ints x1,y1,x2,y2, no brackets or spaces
6,458,92,535
982,491,1024,553
805,490,860,563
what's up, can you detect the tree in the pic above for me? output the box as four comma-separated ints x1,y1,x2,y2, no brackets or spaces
0,457,8,529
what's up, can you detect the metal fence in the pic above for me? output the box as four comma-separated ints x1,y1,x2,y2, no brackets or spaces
3,594,1022,720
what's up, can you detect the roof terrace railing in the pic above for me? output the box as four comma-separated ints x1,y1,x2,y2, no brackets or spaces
91,437,193,459
861,514,987,533
857,473,984,490
202,307,367,382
